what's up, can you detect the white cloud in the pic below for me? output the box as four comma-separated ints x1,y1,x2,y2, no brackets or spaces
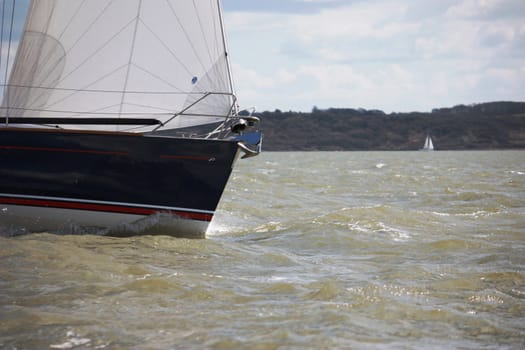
446,0,525,19
232,64,275,92
224,0,525,112
289,2,414,42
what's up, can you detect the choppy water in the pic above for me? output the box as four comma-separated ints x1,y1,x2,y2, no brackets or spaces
1,151,524,349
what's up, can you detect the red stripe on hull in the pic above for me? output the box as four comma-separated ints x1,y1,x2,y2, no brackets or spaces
0,197,213,222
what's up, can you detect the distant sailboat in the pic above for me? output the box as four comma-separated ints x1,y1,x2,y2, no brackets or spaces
421,134,434,151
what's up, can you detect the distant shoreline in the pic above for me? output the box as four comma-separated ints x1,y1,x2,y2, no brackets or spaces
255,101,525,151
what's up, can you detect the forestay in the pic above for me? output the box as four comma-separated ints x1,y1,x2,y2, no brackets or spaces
1,0,235,132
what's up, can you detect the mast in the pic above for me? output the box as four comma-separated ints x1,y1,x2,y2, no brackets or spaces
217,0,237,115
1,0,18,124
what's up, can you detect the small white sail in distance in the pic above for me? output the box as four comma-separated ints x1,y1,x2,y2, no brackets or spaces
422,134,434,151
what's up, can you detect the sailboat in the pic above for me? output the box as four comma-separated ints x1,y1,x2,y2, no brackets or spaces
421,134,434,151
0,0,261,237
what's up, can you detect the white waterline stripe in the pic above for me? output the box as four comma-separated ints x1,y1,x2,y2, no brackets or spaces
0,193,214,215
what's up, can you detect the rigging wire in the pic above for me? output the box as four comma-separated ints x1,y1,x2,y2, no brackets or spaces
192,0,214,70
0,83,221,95
2,0,15,124
165,0,206,75
0,0,6,90
217,0,238,114
4,0,15,88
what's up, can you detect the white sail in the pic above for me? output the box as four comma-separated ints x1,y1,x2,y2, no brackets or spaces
422,135,434,151
1,0,235,131
427,136,434,150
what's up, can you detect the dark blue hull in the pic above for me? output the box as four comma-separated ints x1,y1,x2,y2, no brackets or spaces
0,128,239,237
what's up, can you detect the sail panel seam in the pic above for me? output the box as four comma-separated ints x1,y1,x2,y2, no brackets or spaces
118,0,142,119
165,0,207,74
192,0,214,69
137,18,194,78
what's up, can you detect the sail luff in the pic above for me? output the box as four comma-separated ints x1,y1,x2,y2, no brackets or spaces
217,0,237,115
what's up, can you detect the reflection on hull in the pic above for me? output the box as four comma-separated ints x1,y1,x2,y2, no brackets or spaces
0,204,209,238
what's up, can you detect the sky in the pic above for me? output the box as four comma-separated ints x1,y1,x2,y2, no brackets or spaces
1,0,524,114
222,0,525,113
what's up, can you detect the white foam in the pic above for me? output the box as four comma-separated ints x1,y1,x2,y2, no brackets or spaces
50,331,91,349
